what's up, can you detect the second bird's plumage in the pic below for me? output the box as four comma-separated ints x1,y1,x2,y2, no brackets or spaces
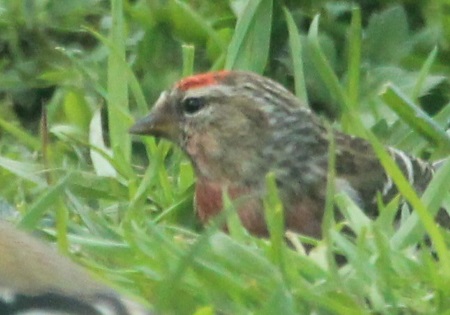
0,221,153,315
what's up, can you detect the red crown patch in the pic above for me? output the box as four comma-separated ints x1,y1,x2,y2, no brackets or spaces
176,70,230,91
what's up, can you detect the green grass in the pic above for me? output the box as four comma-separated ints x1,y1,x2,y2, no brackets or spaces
1,1,450,314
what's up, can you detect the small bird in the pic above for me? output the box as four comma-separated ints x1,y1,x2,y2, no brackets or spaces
130,70,445,238
0,221,153,315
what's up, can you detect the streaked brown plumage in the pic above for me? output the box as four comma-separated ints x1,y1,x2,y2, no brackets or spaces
130,70,444,238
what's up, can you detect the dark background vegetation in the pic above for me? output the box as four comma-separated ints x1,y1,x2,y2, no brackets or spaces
2,1,450,128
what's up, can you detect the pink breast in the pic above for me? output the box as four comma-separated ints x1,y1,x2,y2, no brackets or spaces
195,180,268,236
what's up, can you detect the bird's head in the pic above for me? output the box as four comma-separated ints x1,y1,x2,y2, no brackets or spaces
130,71,312,183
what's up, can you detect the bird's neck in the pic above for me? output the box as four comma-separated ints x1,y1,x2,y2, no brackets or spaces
184,130,267,184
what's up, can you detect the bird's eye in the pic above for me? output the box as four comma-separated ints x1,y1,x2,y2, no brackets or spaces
182,97,205,115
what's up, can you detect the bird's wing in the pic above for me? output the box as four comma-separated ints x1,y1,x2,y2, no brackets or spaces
334,133,434,211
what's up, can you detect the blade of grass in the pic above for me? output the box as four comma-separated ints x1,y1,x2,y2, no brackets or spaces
225,0,273,73
171,0,224,51
263,172,286,277
87,24,160,161
260,284,295,315
323,126,338,279
335,194,371,236
346,6,361,110
380,84,450,153
412,46,438,101
90,109,117,177
0,117,41,150
18,174,71,230
223,192,249,242
81,27,149,117
307,15,349,117
50,126,134,179
182,44,195,77
0,156,46,186
395,101,450,158
108,0,130,162
422,157,450,214
283,7,308,105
